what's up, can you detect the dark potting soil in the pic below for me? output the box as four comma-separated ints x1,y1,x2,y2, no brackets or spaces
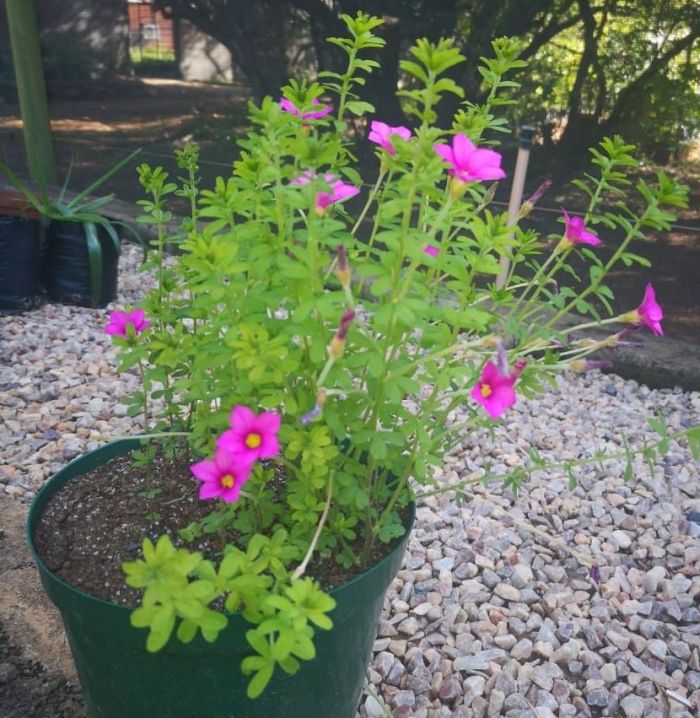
33,446,404,608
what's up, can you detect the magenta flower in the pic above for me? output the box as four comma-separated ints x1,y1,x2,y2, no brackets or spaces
290,170,318,186
634,282,664,336
291,172,359,213
217,405,281,463
562,209,601,246
280,97,332,120
423,245,440,258
368,121,411,156
191,448,252,503
471,360,520,419
104,309,149,338
317,180,359,212
434,134,506,184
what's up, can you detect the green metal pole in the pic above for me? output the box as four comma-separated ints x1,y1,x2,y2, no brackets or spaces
5,0,57,186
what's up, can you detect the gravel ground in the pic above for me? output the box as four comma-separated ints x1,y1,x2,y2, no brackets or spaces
1,243,699,718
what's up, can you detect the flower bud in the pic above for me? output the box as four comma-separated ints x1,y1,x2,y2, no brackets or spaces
496,340,509,375
335,245,351,287
481,182,498,207
567,359,612,372
511,359,527,379
300,390,326,425
329,309,355,359
518,179,552,219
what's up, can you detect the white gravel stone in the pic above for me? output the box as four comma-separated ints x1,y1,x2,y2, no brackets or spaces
3,245,699,718
611,530,633,550
620,694,645,718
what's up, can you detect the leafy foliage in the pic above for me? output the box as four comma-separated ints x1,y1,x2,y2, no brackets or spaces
112,12,694,700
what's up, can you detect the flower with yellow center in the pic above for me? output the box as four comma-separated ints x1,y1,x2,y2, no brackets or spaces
220,474,235,489
480,384,493,398
245,432,262,449
217,404,281,464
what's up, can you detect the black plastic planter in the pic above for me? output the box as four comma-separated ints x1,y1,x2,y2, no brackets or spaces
0,215,41,312
28,440,414,718
41,220,119,307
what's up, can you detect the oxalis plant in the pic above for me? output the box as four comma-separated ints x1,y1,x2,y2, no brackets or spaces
104,12,699,699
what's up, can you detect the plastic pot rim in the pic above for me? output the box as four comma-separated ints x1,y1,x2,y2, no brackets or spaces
27,437,416,616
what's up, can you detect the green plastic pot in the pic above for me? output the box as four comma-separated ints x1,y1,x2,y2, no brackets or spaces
27,440,414,718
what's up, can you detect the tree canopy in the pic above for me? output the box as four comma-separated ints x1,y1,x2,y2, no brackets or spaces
153,0,700,159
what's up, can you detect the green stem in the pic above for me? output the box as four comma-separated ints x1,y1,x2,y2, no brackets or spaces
418,426,696,500
544,210,648,331
352,168,386,236
138,359,149,431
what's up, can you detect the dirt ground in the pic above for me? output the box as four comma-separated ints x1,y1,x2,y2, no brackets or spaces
0,496,87,717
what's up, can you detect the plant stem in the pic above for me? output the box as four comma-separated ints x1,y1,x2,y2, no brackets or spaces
543,210,648,331
292,473,333,579
138,359,149,431
417,426,695,500
352,168,386,236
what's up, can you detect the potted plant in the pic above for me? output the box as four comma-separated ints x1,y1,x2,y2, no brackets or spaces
26,12,697,718
0,187,41,312
0,149,141,307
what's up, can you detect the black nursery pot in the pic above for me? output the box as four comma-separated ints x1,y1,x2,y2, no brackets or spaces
28,440,415,718
0,215,41,312
42,220,119,307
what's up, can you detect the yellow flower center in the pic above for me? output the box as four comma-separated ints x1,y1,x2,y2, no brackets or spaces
220,474,235,489
480,383,493,398
245,432,262,449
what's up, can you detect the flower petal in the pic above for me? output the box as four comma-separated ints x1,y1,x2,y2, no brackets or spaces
191,459,219,484
257,434,280,459
433,143,454,165
219,484,242,503
217,429,244,455
256,411,281,434
464,148,505,180
230,405,256,430
485,384,516,418
452,133,478,168
199,483,223,500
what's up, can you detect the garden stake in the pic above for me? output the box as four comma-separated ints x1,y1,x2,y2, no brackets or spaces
496,125,534,289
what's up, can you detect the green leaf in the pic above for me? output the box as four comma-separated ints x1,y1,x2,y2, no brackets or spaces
344,100,375,116
246,661,275,699
177,619,198,644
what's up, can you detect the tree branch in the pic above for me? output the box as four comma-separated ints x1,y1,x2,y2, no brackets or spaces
606,26,700,128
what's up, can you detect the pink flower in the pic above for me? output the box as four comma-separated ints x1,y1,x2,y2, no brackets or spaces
635,283,664,336
191,448,252,503
368,121,411,156
434,134,506,184
423,245,440,257
280,97,332,120
291,172,359,213
290,170,319,186
217,405,281,463
104,309,149,338
471,360,520,419
316,180,359,212
562,209,601,246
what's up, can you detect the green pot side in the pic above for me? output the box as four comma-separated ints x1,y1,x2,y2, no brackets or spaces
27,440,415,718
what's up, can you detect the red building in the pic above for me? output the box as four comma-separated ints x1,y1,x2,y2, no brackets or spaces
127,0,175,60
